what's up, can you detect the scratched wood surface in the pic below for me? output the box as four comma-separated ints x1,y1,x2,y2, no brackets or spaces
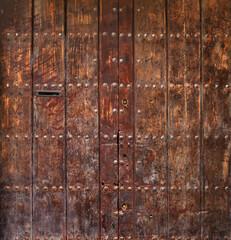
0,0,32,239
168,0,201,238
118,0,134,238
66,0,99,238
202,0,230,238
33,0,65,238
134,0,167,238
0,0,230,239
99,0,119,238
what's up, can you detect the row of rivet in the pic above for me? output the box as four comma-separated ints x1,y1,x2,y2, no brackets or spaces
4,134,229,140
5,32,229,39
101,185,229,192
3,83,230,89
10,237,230,240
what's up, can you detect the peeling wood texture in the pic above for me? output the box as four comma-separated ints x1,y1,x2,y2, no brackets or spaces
0,0,230,239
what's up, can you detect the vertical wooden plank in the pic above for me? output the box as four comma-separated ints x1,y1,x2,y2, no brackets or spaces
118,0,134,238
66,0,99,239
168,0,201,238
33,0,65,238
99,0,119,239
134,0,167,238
202,0,230,238
0,0,32,239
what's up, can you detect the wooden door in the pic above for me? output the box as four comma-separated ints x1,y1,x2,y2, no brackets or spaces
0,0,230,239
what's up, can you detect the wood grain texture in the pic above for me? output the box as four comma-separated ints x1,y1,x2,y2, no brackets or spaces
202,0,230,238
134,0,167,238
33,0,65,238
168,0,201,237
118,0,134,238
99,0,119,238
0,0,32,239
66,0,99,238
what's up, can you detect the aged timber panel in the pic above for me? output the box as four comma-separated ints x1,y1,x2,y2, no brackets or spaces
168,0,201,238
99,0,119,239
0,1,32,239
66,0,99,238
134,0,167,238
33,0,65,238
118,0,134,238
202,0,230,238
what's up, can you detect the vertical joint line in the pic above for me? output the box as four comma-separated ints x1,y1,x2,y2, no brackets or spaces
132,0,135,238
98,0,101,239
165,0,169,238
117,0,120,238
31,0,34,239
199,0,204,238
64,0,68,239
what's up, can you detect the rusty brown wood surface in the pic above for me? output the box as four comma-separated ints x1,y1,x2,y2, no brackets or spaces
168,0,201,237
0,0,230,239
33,0,65,238
66,0,99,238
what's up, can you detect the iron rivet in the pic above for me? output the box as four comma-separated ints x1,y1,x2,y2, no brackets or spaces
119,160,124,165
15,134,18,138
215,84,219,88
194,84,198,88
128,33,132,37
113,108,117,113
103,32,107,36
137,84,141,88
145,84,149,88
137,59,141,63
113,7,117,12
144,135,149,140
152,34,156,38
120,33,124,38
137,135,141,140
120,109,124,114
25,83,29,87
225,135,228,139
44,84,48,87
161,85,164,88
176,33,180,38
113,135,117,139
153,84,156,88
44,33,47,36
112,58,117,63
194,33,198,37
144,187,149,191
15,33,19,37
111,32,116,37
144,33,147,38
114,160,118,165
59,33,62,37
68,84,72,87
170,34,174,38
205,186,209,190
205,84,208,88
120,83,124,88
112,82,117,88
120,186,124,190
119,58,124,63
186,34,190,38
137,33,141,38
59,135,63,139
215,135,219,139
170,84,174,88
59,186,63,191
152,136,156,140
6,83,9,87
186,84,190,88
225,186,228,190
6,135,9,138
77,83,81,87
225,84,229,88
52,135,55,139
160,33,164,38
127,84,131,88
85,135,89,139
161,135,165,140
94,109,98,113
103,135,109,140
77,186,81,190
15,186,19,190
195,135,199,139
93,7,97,12
215,186,219,190
35,134,39,138
128,135,133,140
43,186,48,191
44,135,47,139
93,58,97,62
137,109,141,114
104,186,108,191
170,135,174,139
187,135,191,139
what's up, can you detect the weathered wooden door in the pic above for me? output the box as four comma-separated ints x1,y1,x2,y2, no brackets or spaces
0,0,230,239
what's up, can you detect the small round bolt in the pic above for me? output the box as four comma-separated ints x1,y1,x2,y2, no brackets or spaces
128,33,132,37
120,33,124,38
111,32,116,37
103,135,109,140
112,58,117,63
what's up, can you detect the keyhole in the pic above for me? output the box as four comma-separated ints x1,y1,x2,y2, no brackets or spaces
122,99,128,106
